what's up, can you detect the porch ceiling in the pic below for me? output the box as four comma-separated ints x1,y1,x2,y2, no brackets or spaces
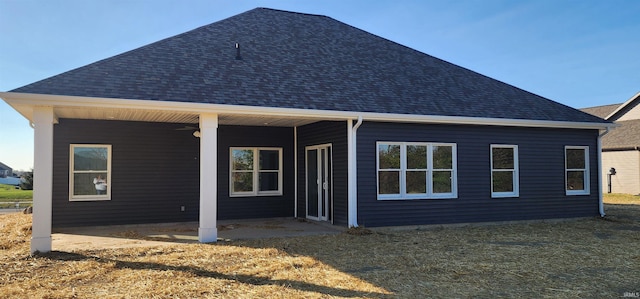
51,106,321,127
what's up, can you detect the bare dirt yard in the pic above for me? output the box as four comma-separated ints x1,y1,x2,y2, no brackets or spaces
1,198,639,298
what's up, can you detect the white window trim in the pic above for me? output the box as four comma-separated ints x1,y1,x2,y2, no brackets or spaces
565,145,590,195
229,147,283,197
490,144,519,198
406,142,429,199
377,142,403,199
69,144,112,201
376,142,457,200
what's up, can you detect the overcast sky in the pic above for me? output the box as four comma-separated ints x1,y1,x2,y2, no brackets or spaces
1,0,639,170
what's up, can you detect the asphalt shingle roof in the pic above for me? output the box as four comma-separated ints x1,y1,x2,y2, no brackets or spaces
602,119,640,149
0,162,12,172
11,8,606,123
580,104,621,119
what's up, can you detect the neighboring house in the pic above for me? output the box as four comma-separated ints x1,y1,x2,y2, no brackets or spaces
1,8,612,253
0,162,19,186
0,162,13,178
582,92,640,195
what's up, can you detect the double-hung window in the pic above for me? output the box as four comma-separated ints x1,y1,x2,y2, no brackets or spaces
69,144,111,201
565,146,589,195
377,142,457,200
491,145,519,198
230,147,282,196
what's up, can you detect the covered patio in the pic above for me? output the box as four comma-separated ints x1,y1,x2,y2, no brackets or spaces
2,93,363,253
52,217,344,251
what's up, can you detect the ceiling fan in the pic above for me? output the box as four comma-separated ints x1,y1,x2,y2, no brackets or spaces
174,125,201,137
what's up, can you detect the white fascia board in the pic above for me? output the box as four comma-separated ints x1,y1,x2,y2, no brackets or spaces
0,92,614,130
359,112,615,130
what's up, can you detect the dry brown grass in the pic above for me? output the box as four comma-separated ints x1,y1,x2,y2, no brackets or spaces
1,204,640,298
604,193,640,205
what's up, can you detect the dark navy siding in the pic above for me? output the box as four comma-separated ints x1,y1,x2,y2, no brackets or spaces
297,121,349,225
52,120,295,227
356,122,601,227
217,125,295,220
52,119,200,227
52,118,600,228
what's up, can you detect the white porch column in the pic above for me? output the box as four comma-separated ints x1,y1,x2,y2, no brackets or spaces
199,113,218,242
347,117,363,227
31,106,55,253
293,126,298,218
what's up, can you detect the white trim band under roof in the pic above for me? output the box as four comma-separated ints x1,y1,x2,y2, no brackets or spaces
1,92,615,130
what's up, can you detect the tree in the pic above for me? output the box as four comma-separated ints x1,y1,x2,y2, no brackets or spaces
20,170,33,190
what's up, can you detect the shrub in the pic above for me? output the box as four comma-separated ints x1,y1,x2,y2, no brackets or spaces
19,171,33,190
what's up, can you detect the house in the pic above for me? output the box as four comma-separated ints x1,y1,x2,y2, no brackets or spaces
0,162,13,178
582,92,640,195
0,162,19,185
0,8,612,253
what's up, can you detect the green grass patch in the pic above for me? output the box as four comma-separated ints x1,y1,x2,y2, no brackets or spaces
603,193,640,205
0,184,33,201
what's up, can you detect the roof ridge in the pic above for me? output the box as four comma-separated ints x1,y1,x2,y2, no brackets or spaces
254,7,331,18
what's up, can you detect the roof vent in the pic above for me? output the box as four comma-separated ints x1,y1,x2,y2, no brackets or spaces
235,43,242,60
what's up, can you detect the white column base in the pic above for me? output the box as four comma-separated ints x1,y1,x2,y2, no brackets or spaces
198,227,218,243
31,236,52,253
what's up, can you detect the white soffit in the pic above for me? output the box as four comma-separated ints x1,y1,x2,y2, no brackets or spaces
20,105,322,127
54,106,199,124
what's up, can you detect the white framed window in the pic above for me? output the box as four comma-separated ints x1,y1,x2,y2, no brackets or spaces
230,147,282,197
565,146,590,195
491,145,519,198
69,144,112,201
377,142,457,200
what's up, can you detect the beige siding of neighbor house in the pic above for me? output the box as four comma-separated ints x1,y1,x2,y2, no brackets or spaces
616,104,640,121
602,150,640,195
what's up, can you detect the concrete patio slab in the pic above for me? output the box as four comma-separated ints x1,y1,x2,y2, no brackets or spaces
52,218,343,251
